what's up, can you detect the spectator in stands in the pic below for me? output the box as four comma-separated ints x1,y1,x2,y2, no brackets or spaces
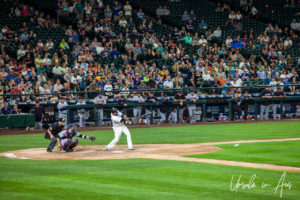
249,5,258,19
136,9,145,19
156,5,164,16
60,38,69,50
189,10,196,21
284,37,293,50
181,10,190,21
224,11,236,28
10,104,21,114
163,6,170,15
215,3,222,12
290,18,300,32
1,102,10,115
163,75,174,89
124,1,132,19
207,26,222,41
199,18,208,30
263,4,272,13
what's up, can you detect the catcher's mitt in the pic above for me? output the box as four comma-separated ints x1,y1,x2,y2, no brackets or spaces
89,136,96,141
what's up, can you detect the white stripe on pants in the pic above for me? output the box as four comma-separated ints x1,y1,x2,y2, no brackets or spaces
106,126,133,149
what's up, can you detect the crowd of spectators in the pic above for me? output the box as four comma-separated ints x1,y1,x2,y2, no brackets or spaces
0,0,299,109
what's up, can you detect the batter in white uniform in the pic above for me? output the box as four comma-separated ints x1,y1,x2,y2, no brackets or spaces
105,108,134,150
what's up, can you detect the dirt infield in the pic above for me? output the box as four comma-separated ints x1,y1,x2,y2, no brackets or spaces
1,137,300,172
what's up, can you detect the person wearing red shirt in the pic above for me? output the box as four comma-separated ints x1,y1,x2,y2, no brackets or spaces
21,5,30,16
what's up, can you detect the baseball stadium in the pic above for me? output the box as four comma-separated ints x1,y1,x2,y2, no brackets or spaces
0,0,300,199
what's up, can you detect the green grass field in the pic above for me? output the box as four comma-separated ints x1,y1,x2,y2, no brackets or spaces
0,121,300,200
188,141,300,167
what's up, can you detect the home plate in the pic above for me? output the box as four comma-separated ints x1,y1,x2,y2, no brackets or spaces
4,153,30,160
111,151,123,153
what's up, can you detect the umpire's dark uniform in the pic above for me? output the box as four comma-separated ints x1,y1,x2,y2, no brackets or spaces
45,119,65,152
231,94,242,121
240,92,252,120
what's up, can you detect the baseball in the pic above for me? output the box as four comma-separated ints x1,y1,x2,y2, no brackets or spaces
234,144,239,147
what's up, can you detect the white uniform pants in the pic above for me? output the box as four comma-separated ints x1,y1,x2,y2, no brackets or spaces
158,110,166,125
34,121,43,130
146,109,155,125
188,105,196,123
260,105,270,120
78,113,85,127
168,112,177,124
97,109,103,127
133,108,142,125
178,108,185,123
106,126,133,149
272,104,285,119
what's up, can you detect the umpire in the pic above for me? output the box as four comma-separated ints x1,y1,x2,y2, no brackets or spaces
240,91,252,120
231,92,242,121
45,118,65,152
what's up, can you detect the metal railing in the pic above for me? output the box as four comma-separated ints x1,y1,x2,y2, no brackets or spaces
1,84,300,101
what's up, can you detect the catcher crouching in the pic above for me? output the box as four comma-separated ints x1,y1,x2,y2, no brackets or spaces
57,124,96,152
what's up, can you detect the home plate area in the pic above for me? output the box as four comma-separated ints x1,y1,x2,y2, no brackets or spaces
2,138,300,172
0,144,219,161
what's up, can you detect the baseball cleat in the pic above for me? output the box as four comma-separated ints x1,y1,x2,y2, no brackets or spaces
104,147,110,151
128,148,135,150
60,149,66,153
46,148,52,152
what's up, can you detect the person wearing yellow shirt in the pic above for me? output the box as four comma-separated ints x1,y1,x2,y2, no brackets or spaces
59,38,69,50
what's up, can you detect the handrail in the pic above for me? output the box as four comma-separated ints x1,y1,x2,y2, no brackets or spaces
1,84,300,97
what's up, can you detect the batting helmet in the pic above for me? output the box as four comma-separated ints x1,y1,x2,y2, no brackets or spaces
112,108,118,114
